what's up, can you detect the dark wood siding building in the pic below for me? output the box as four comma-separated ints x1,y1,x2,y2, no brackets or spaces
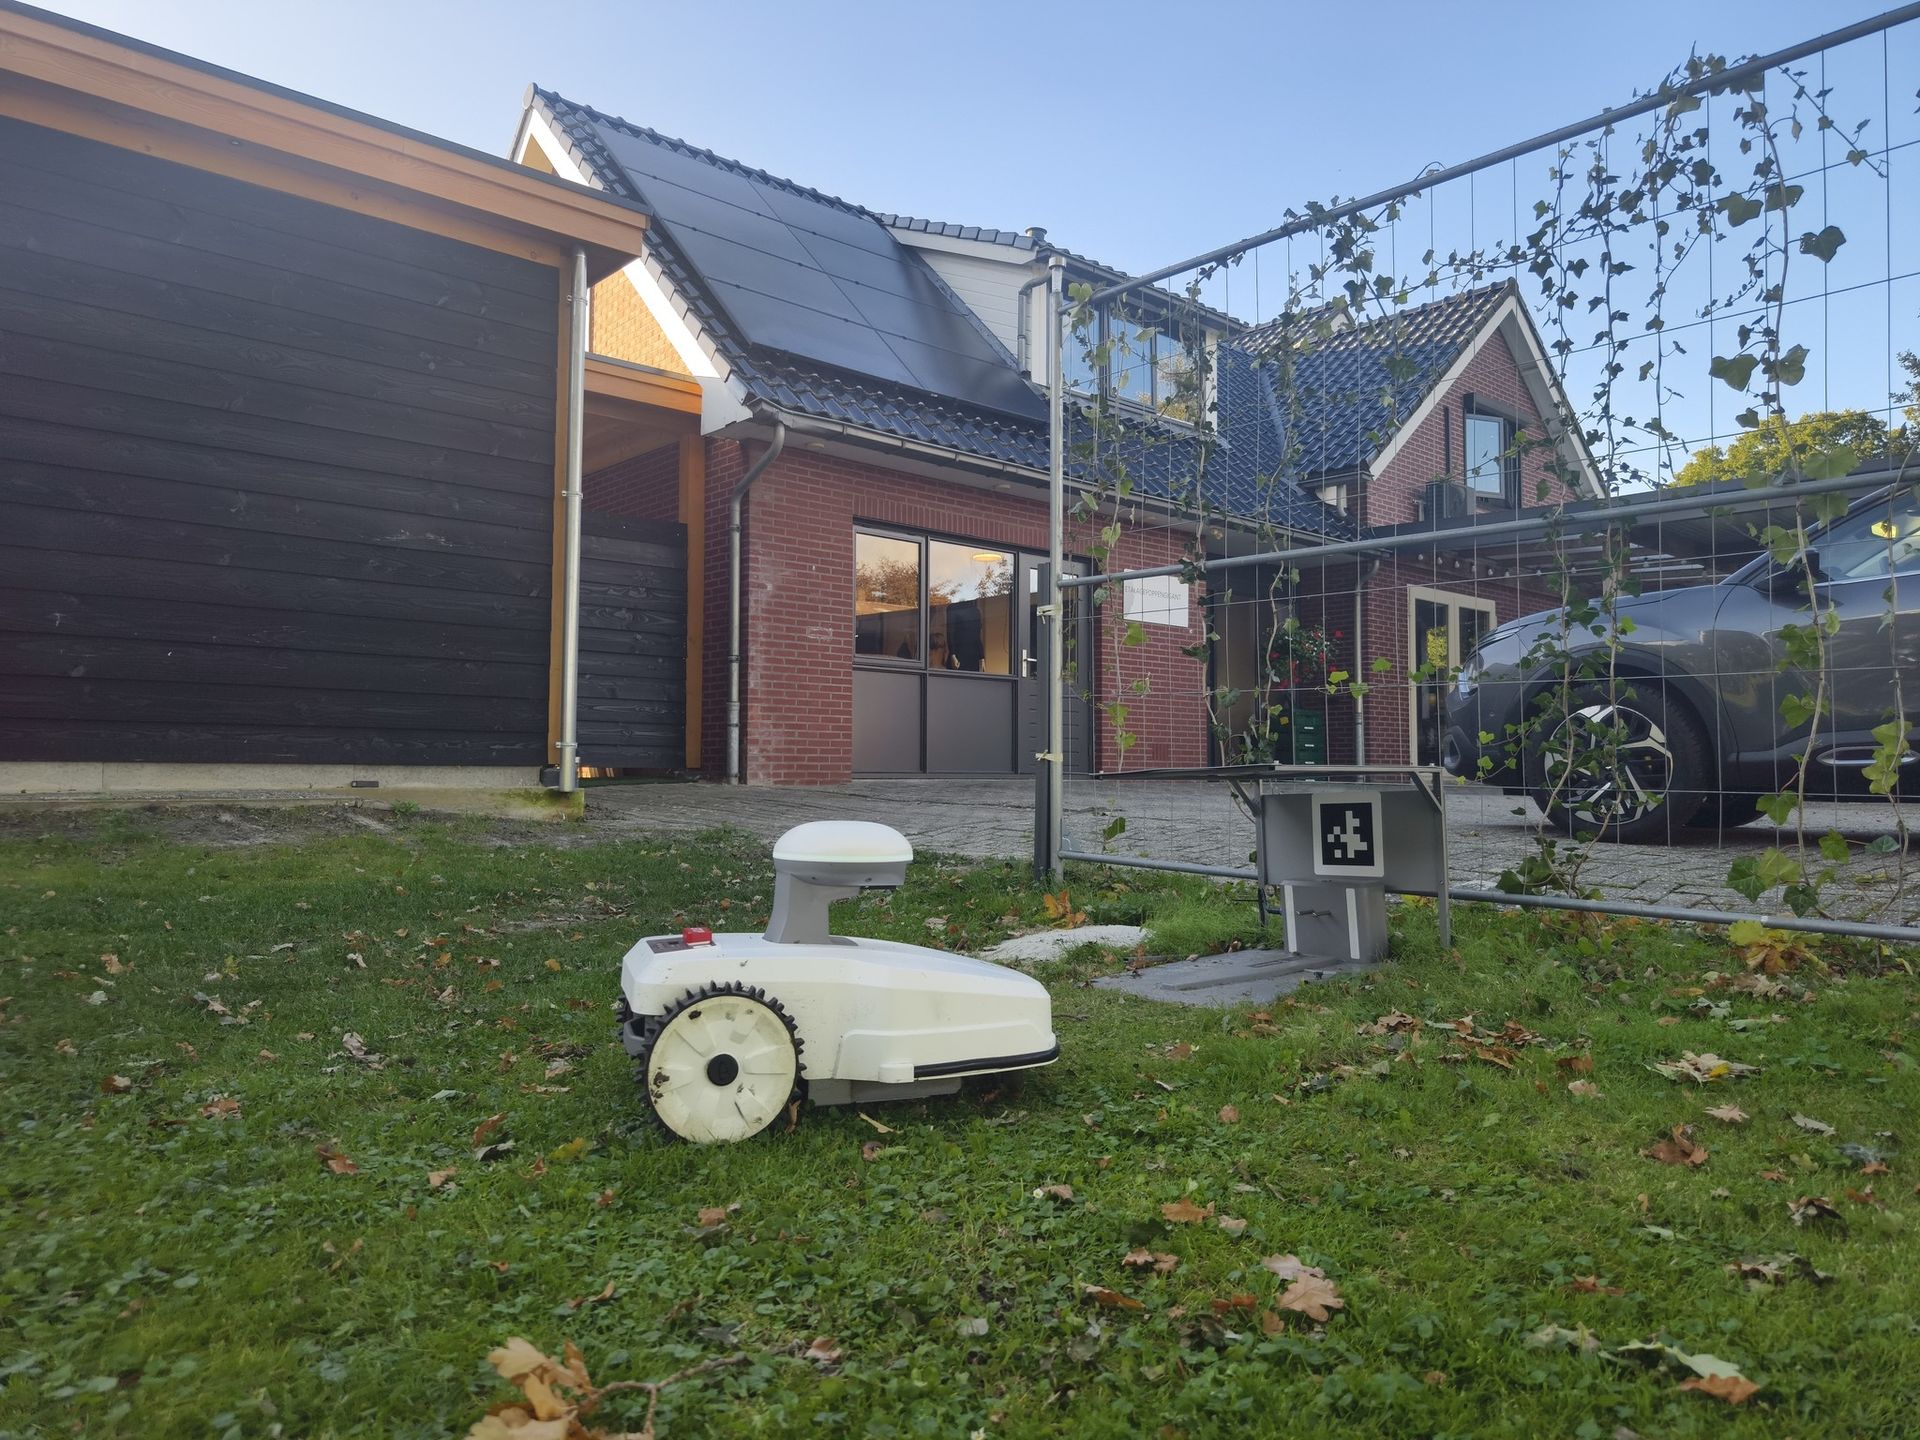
0,2,696,794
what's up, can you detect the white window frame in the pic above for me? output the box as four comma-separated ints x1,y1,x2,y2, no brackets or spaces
1405,585,1498,763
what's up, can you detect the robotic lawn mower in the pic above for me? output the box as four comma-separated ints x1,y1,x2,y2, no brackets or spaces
616,821,1058,1143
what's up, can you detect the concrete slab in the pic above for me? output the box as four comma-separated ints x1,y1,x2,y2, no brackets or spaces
1092,947,1380,1007
984,924,1147,964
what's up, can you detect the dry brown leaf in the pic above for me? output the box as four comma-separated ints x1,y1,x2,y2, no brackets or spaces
1556,1054,1594,1075
595,1188,616,1208
1642,1124,1709,1167
199,1096,240,1119
1167,1042,1194,1061
565,1280,616,1310
1845,1186,1885,1209
695,1203,739,1227
1276,1274,1345,1323
1679,1374,1760,1405
1789,1194,1841,1226
1122,1248,1180,1274
1705,1104,1749,1125
1033,1183,1075,1203
315,1142,358,1176
1261,1254,1325,1282
1567,1080,1602,1098
472,1113,507,1147
488,1337,554,1382
99,1074,133,1094
1568,1275,1625,1296
1859,1160,1890,1176
1209,1293,1258,1315
802,1336,842,1364
54,1038,78,1057
1160,1199,1214,1224
1215,1215,1248,1236
1260,1309,1286,1335
429,1167,457,1188
1760,1168,1789,1182
1081,1283,1145,1311
1218,1104,1240,1124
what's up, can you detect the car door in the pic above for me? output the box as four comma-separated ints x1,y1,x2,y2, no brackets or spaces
1712,488,1920,795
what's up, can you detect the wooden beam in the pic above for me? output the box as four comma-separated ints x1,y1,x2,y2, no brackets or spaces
678,432,706,771
0,8,649,270
585,355,703,415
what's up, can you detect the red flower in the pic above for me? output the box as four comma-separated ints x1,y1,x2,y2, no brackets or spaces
1332,630,1345,640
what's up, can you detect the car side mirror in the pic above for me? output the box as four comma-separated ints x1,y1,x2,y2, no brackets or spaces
1763,549,1826,597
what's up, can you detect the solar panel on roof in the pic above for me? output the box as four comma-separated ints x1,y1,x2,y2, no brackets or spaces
587,121,1045,422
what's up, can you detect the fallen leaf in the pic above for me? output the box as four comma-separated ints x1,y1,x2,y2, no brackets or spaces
1790,1113,1835,1136
595,1188,616,1208
1081,1283,1145,1311
1422,1370,1448,1386
1261,1254,1325,1282
99,1074,133,1094
1567,1080,1602,1098
1123,1249,1180,1274
1525,1323,1601,1353
547,1137,588,1163
341,1032,369,1059
1209,1293,1258,1315
1161,1199,1215,1224
429,1167,457,1188
1032,1184,1075,1203
1759,1169,1789,1183
472,1113,507,1147
315,1142,358,1176
1218,1105,1240,1124
199,1096,240,1119
857,1112,895,1134
1789,1194,1841,1226
1260,1310,1286,1336
1859,1160,1890,1176
1679,1374,1760,1405
565,1280,615,1310
1568,1274,1625,1296
802,1337,842,1364
1276,1274,1344,1323
1643,1123,1709,1168
1705,1105,1749,1125
1556,1054,1594,1075
54,1038,77,1057
1215,1215,1248,1236
860,1140,888,1163
1650,1051,1761,1084
695,1203,739,1226
1845,1186,1885,1209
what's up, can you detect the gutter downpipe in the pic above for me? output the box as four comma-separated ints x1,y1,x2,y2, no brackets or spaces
727,419,789,784
1045,253,1067,881
556,247,588,793
1353,555,1380,765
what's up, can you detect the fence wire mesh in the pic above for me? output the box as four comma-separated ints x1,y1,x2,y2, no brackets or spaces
1045,12,1920,938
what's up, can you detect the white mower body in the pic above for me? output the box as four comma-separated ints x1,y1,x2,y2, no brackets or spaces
617,821,1057,1141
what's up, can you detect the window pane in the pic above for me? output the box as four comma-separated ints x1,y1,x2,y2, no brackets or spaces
1466,414,1506,495
855,533,920,660
1063,316,1102,394
1819,491,1920,581
1154,328,1198,421
927,541,1013,674
1108,309,1154,407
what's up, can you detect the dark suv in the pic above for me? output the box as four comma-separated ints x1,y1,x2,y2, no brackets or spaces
1443,486,1920,840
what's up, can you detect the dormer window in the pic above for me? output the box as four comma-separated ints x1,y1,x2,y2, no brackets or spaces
1067,303,1204,422
1464,403,1518,504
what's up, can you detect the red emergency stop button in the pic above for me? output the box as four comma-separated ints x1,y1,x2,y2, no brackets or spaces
682,926,713,946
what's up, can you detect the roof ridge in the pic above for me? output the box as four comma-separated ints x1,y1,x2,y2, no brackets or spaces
1240,278,1513,349
531,86,877,220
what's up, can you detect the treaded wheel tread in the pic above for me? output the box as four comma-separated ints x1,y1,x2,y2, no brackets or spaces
632,981,805,1143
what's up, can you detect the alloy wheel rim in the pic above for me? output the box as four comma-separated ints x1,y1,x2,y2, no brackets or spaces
1541,702,1675,828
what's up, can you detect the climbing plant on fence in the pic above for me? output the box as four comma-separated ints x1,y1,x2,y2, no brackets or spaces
1058,33,1915,924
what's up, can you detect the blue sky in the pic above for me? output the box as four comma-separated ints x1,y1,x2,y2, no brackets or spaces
33,0,1920,474
34,0,1894,276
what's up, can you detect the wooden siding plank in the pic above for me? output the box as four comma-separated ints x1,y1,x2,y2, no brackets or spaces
0,331,554,469
2,117,563,301
1,675,547,733
0,145,558,330
0,375,550,497
0,201,556,368
0,415,550,528
0,723,546,766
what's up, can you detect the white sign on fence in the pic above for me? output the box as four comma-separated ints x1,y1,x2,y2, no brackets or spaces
1123,574,1188,627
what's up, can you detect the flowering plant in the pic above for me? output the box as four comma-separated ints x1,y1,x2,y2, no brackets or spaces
1269,621,1338,686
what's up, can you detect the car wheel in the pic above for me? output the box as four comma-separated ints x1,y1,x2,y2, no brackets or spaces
1528,682,1709,842
1688,792,1764,830
637,983,803,1143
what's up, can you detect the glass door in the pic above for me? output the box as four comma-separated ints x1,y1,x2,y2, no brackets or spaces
1409,588,1497,766
1018,555,1093,777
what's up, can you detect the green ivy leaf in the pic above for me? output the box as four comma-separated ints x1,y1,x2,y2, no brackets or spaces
1771,344,1809,387
1818,831,1851,863
1798,225,1846,262
1371,656,1395,673
1717,193,1763,227
1102,816,1128,842
1764,182,1805,213
1122,621,1147,648
1757,792,1800,825
1802,445,1859,481
1710,354,1758,390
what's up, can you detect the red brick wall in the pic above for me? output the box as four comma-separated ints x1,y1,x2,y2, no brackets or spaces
1365,326,1582,526
584,444,679,521
705,440,1206,785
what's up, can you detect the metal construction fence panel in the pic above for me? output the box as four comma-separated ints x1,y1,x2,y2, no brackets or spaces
1035,10,1920,945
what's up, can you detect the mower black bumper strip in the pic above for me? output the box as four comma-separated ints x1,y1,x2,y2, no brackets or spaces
914,1043,1061,1080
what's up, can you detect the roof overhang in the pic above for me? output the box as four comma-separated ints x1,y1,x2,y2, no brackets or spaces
583,356,701,471
0,1,650,280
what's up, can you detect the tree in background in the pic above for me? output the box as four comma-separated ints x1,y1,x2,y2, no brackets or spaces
1673,408,1896,486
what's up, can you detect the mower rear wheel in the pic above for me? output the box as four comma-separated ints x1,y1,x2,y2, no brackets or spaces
637,983,802,1144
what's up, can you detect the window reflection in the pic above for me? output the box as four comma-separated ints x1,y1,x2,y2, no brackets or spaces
928,542,1012,673
855,533,920,659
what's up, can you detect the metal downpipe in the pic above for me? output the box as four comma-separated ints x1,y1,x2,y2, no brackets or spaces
1353,555,1380,764
727,420,788,784
556,247,588,793
1045,255,1066,880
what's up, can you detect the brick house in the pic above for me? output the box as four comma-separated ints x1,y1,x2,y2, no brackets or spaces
511,90,1599,786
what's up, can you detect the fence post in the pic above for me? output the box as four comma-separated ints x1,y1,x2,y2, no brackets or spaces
1033,559,1057,884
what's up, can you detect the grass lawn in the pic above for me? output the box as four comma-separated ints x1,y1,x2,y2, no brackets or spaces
1,807,1916,1439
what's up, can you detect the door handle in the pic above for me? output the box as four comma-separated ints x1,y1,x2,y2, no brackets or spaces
1021,649,1035,677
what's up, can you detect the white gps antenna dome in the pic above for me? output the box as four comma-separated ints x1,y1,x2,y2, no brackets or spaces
766,821,913,944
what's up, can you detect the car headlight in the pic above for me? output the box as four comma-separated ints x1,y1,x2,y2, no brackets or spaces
1455,651,1485,697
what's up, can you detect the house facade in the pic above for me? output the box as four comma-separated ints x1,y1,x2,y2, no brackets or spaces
513,89,1597,787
